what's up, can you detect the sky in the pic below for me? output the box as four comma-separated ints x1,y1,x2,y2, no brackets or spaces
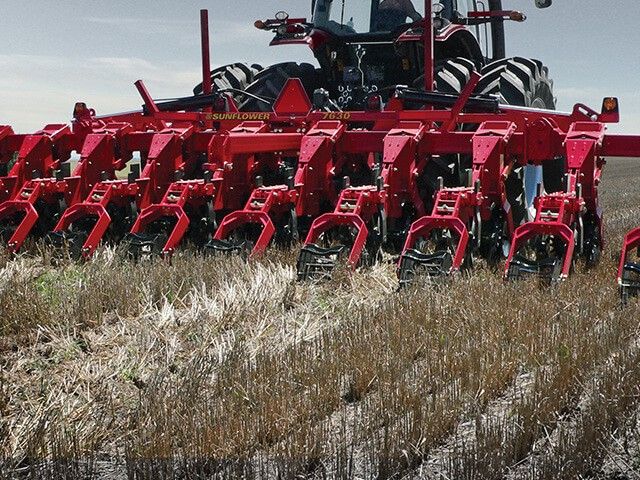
1,0,639,133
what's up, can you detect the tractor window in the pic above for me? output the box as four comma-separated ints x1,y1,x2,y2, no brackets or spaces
327,1,372,34
316,1,499,35
321,0,426,34
453,0,471,17
371,0,425,32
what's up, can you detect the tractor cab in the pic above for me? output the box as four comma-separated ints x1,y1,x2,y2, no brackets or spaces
255,0,550,109
310,0,464,35
307,0,485,108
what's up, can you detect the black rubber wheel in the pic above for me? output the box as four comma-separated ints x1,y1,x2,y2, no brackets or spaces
238,62,319,112
193,63,263,96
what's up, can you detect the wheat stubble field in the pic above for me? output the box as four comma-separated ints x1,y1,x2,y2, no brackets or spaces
1,158,640,479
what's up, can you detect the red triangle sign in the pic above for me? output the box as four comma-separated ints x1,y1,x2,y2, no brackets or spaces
273,78,312,115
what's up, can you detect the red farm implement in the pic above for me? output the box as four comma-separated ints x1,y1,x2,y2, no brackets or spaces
2,1,640,301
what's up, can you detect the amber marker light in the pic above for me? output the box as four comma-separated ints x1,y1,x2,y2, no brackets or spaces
603,97,618,112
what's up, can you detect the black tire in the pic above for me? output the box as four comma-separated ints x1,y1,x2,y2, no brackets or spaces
475,57,556,225
238,62,319,112
192,63,263,96
421,57,478,203
476,57,554,108
435,57,477,94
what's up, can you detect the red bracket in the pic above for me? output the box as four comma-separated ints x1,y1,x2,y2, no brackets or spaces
381,122,427,219
295,121,346,217
213,185,298,257
505,122,605,280
302,186,385,268
135,127,194,210
400,121,516,276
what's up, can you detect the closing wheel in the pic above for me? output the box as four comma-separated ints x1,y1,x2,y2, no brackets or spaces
123,232,169,260
296,219,373,281
506,235,568,284
621,263,640,305
297,226,351,281
398,249,454,288
204,227,257,258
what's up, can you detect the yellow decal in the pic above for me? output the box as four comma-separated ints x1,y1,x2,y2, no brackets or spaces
206,112,271,121
322,112,352,120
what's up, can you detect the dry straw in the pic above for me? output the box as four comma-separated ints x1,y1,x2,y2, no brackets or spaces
1,159,640,479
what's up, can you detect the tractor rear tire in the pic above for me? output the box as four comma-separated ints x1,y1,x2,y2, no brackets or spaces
193,63,263,96
476,56,556,225
420,57,478,259
238,62,319,112
435,57,477,95
421,57,480,198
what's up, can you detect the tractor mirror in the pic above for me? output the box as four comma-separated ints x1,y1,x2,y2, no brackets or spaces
534,0,552,8
432,2,445,15
275,11,289,21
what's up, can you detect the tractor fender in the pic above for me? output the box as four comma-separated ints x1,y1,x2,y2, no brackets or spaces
435,28,484,68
